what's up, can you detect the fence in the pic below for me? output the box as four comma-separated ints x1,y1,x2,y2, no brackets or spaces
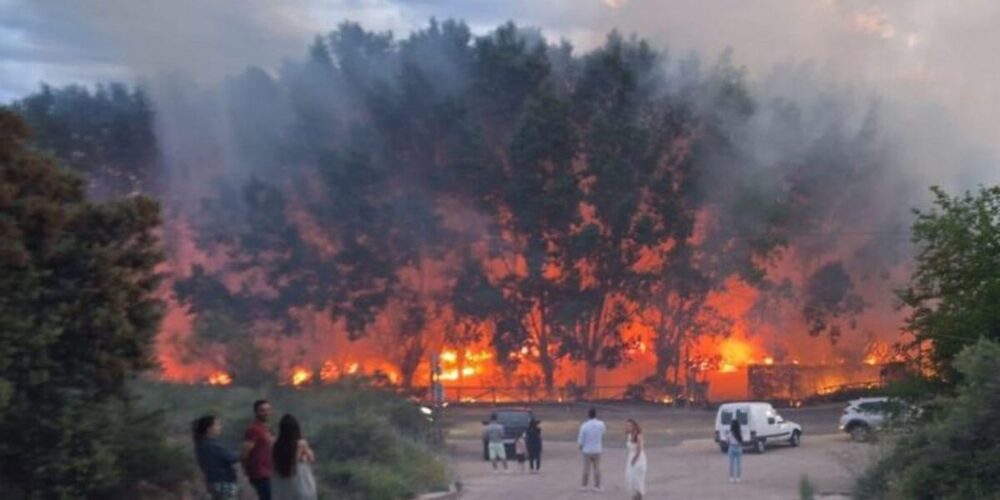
416,385,658,404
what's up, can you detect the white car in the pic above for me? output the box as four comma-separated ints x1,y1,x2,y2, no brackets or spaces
714,402,803,454
838,397,891,441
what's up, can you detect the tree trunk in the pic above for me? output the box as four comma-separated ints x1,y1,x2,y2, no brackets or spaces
584,359,597,397
540,350,555,396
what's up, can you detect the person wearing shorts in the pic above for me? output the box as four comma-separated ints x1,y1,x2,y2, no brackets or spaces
483,413,508,472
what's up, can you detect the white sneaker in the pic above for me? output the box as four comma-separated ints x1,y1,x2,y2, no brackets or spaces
729,478,735,483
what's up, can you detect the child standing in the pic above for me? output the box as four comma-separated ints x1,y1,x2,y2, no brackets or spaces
514,432,528,472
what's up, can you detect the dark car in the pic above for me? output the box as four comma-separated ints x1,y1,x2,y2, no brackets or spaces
481,407,534,460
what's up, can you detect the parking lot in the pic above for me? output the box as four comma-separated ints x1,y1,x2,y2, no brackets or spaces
443,403,877,499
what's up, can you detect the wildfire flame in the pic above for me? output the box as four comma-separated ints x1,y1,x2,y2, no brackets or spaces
291,367,313,387
207,371,232,386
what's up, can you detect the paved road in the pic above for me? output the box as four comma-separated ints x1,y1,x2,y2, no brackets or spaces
443,403,875,500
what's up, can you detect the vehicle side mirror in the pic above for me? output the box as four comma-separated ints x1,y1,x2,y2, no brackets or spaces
767,417,775,425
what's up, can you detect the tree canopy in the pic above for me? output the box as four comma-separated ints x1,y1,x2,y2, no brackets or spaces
0,108,166,497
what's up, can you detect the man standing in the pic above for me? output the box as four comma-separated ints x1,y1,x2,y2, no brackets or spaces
483,413,508,472
578,407,606,491
243,399,274,500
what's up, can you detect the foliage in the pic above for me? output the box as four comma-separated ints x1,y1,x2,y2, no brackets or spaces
799,474,816,500
132,380,448,500
898,186,1000,382
12,83,157,197
854,338,1000,500
0,109,167,498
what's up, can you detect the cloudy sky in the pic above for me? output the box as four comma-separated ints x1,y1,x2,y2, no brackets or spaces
2,0,999,149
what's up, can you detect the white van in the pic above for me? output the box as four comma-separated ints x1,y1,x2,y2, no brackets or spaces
714,402,803,453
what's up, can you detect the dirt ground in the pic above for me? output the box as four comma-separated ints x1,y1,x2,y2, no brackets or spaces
442,403,878,500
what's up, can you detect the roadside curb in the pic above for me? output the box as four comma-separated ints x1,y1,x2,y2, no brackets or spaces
417,482,462,500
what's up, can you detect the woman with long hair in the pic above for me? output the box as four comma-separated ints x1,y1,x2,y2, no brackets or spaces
271,414,317,500
192,415,240,500
625,419,647,499
727,413,744,483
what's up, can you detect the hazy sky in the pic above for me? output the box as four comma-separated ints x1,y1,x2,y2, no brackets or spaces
2,0,999,151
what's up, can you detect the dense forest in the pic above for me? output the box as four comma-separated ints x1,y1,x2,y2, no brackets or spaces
13,20,907,394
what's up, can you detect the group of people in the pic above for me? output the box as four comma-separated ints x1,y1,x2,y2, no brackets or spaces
484,407,749,499
482,414,543,473
192,399,318,500
480,408,648,499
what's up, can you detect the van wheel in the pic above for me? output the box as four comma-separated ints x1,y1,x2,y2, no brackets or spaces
790,431,801,447
754,439,766,454
719,443,729,454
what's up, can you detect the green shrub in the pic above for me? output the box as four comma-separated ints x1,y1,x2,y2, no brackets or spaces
854,338,1000,500
799,475,816,500
130,380,449,500
312,412,449,499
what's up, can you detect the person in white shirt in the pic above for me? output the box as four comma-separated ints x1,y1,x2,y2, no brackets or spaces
577,408,606,491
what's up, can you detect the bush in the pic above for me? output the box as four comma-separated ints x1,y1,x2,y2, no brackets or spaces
312,413,450,499
130,380,449,500
854,338,1000,499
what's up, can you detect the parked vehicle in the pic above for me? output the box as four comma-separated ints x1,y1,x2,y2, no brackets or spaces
714,402,803,454
482,407,534,460
838,397,894,441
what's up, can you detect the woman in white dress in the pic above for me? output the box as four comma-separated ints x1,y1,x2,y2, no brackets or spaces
625,419,647,500
271,414,318,500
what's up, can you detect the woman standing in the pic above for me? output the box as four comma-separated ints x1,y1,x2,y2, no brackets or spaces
625,419,647,500
271,414,318,500
192,415,240,500
727,415,744,483
525,418,543,473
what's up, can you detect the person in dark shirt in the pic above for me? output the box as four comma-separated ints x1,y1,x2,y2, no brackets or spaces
243,399,274,500
526,418,543,473
192,415,240,500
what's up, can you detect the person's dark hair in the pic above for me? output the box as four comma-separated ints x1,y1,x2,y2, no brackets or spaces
730,416,743,443
253,399,269,413
191,415,216,443
627,419,642,443
529,418,540,429
588,408,597,419
273,414,303,478
490,413,498,421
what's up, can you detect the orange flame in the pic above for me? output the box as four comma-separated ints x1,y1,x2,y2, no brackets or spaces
290,367,313,386
207,372,232,386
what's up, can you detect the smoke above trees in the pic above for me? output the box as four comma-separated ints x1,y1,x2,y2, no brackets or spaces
8,16,984,393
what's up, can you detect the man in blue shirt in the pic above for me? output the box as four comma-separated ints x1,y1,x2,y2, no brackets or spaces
577,408,606,491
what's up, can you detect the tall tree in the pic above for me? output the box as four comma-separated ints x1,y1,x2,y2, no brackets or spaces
0,109,165,497
13,83,158,197
898,185,1000,381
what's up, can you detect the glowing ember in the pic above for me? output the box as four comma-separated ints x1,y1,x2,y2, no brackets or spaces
319,361,339,382
764,357,774,365
720,363,737,373
207,372,232,386
291,367,313,386
864,356,878,366
347,362,360,374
